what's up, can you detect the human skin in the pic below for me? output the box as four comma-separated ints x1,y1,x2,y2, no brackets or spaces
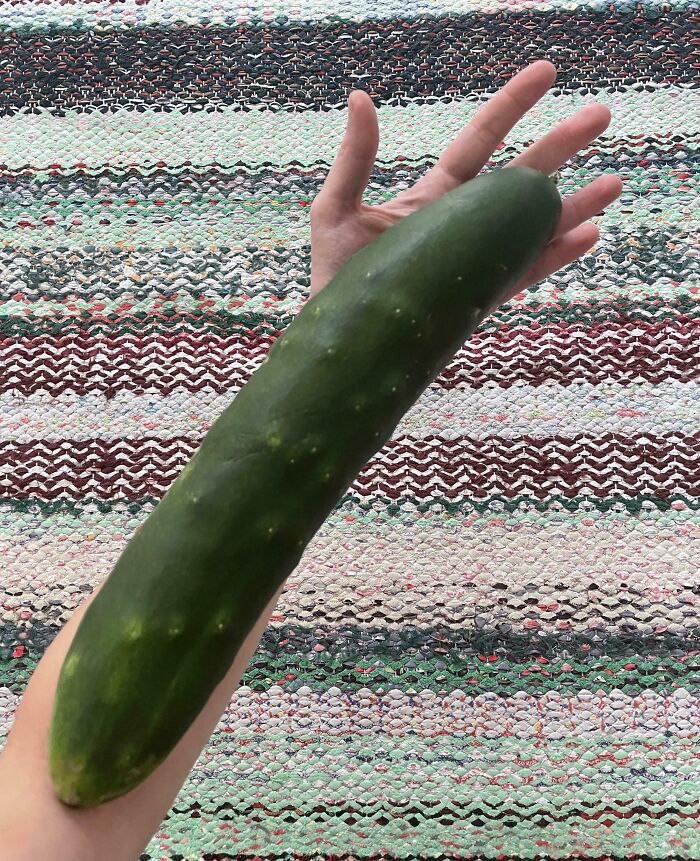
0,60,622,861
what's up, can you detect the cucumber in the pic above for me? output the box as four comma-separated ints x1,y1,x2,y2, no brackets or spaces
48,166,561,807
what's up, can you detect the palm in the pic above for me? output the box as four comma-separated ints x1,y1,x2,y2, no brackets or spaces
310,61,622,299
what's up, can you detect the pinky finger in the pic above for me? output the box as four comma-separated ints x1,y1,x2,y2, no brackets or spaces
515,221,600,295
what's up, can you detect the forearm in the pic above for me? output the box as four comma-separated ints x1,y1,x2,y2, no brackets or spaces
0,580,286,861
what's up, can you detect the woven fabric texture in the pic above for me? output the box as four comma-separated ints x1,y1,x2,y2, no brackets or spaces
1,1,699,858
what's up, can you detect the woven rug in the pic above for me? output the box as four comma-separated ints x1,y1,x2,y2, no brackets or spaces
1,1,698,859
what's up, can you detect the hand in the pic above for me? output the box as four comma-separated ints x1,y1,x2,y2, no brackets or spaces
310,60,623,299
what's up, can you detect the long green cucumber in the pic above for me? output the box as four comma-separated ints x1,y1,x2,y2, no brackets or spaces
48,166,561,806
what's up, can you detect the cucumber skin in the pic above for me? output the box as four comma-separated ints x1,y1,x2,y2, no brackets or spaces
48,166,561,806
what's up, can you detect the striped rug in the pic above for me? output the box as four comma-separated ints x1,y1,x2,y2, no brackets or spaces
1,1,698,858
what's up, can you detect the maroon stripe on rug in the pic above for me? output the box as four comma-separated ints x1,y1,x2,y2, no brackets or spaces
1,318,697,396
2,434,698,501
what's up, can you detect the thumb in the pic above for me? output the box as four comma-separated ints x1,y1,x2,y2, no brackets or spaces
317,90,379,210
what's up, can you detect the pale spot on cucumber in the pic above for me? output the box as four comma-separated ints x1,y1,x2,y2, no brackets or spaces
266,432,282,449
212,611,231,633
304,436,323,457
54,758,87,805
261,515,280,539
168,620,184,637
117,746,136,769
326,347,336,357
127,620,144,641
62,653,79,679
353,394,367,412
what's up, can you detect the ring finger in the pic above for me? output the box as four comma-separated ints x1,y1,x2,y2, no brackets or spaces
509,102,612,176
551,173,623,239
